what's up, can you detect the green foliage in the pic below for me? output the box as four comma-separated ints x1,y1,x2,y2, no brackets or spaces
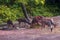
0,0,60,23
35,0,45,5
15,0,29,5
0,5,24,22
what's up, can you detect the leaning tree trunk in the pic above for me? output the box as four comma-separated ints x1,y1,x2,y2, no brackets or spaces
20,3,30,21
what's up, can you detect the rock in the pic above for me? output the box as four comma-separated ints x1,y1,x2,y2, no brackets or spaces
52,16,60,27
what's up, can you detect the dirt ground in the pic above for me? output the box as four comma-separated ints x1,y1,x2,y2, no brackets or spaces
0,16,60,40
0,27,60,40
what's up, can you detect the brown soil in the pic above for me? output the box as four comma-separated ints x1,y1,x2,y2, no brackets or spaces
0,16,60,40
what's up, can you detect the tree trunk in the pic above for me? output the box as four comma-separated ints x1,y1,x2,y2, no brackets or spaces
20,3,30,21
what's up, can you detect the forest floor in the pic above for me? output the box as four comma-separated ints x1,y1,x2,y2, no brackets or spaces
0,27,60,40
0,16,60,40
